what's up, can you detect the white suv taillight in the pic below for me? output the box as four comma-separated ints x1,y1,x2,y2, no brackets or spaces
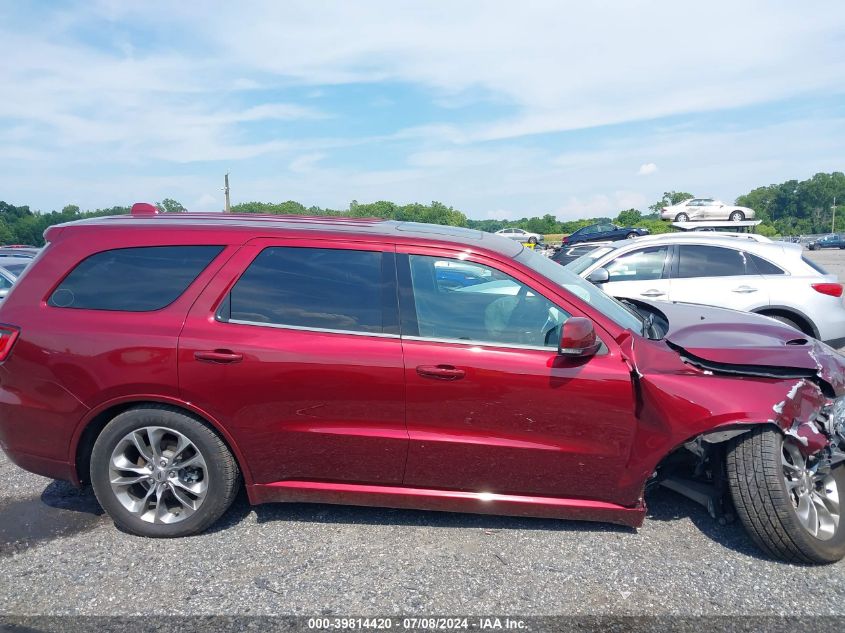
811,283,844,298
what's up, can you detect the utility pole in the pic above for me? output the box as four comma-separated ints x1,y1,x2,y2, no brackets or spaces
833,196,837,234
223,172,231,213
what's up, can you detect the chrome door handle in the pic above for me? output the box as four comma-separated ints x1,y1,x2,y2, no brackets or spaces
194,350,243,364
732,286,758,294
416,365,466,381
640,290,665,298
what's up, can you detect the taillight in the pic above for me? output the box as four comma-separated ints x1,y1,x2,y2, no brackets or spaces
811,283,843,297
0,325,19,361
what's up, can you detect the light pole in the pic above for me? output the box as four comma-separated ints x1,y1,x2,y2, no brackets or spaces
833,196,837,234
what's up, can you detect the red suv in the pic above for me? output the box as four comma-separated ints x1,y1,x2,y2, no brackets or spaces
1,204,844,564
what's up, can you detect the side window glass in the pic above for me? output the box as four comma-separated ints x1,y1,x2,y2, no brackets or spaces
747,253,785,275
229,247,388,334
406,255,570,348
0,276,11,289
605,246,668,282
48,245,224,311
677,245,751,278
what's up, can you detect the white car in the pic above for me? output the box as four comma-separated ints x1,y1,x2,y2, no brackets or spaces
660,198,755,222
495,228,543,244
565,234,845,347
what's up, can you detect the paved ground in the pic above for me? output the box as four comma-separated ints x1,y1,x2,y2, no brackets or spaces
2,248,845,618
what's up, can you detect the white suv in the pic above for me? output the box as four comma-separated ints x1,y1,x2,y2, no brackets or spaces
565,235,845,346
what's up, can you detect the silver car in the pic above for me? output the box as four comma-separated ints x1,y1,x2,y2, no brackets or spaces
566,234,845,346
0,256,31,299
494,227,543,244
660,198,755,222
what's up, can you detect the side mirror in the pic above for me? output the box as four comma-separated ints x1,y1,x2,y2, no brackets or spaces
559,317,601,357
586,268,610,284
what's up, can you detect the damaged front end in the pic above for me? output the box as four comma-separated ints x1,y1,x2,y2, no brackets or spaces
620,301,845,522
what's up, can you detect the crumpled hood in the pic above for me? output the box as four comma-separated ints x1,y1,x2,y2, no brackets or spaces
656,301,845,394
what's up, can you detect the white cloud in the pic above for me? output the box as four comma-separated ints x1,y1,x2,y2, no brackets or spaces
638,163,658,176
289,153,326,173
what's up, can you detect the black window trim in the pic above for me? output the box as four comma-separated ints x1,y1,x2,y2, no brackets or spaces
217,245,401,339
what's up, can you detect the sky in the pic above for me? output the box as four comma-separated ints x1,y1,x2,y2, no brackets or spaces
1,1,844,220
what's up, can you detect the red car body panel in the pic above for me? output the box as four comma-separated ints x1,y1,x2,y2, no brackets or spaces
0,212,843,530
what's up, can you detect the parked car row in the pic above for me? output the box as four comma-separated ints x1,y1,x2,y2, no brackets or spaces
0,206,843,565
563,232,845,347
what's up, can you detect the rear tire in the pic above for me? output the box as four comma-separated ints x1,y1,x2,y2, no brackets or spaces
764,313,809,336
675,213,689,222
727,427,845,564
729,210,745,221
90,405,241,537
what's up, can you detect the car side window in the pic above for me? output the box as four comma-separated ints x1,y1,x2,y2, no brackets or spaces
747,253,785,275
48,245,224,311
605,246,669,282
404,255,570,349
227,246,393,334
579,226,596,235
677,245,754,278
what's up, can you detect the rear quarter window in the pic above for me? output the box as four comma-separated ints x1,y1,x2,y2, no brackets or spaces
48,245,224,311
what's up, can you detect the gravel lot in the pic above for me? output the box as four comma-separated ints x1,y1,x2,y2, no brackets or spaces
2,247,845,618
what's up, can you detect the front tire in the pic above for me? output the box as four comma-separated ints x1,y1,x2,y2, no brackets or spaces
90,406,241,537
727,427,844,564
625,232,638,240
729,210,745,221
528,236,538,245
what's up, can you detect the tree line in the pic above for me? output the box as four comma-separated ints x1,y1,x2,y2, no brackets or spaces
2,172,843,246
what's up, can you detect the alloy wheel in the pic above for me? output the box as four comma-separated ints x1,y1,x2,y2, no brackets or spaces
108,426,209,524
782,440,840,540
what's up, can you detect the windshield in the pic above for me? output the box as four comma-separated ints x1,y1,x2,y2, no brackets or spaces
516,247,642,332
564,245,618,275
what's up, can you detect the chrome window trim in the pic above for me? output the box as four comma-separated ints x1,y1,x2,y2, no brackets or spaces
226,319,608,354
401,335,555,352
227,318,400,339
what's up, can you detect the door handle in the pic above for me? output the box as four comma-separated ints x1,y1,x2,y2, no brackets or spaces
640,289,665,298
194,350,243,364
416,364,466,381
731,286,758,294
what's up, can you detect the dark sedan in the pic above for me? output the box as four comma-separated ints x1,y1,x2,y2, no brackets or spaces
808,234,845,250
562,223,649,246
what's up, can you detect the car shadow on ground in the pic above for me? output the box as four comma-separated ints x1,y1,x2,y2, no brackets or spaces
0,480,105,555
17,479,777,565
645,486,777,563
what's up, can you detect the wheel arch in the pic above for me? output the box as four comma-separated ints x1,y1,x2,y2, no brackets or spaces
752,305,819,338
71,396,254,489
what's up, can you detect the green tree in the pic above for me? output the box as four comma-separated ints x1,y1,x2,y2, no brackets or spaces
649,191,694,214
155,198,187,213
615,209,642,226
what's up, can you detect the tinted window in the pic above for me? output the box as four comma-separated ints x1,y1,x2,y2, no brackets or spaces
747,253,784,275
3,263,26,275
605,246,668,281
49,245,223,311
677,245,752,278
406,255,569,348
229,247,389,334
